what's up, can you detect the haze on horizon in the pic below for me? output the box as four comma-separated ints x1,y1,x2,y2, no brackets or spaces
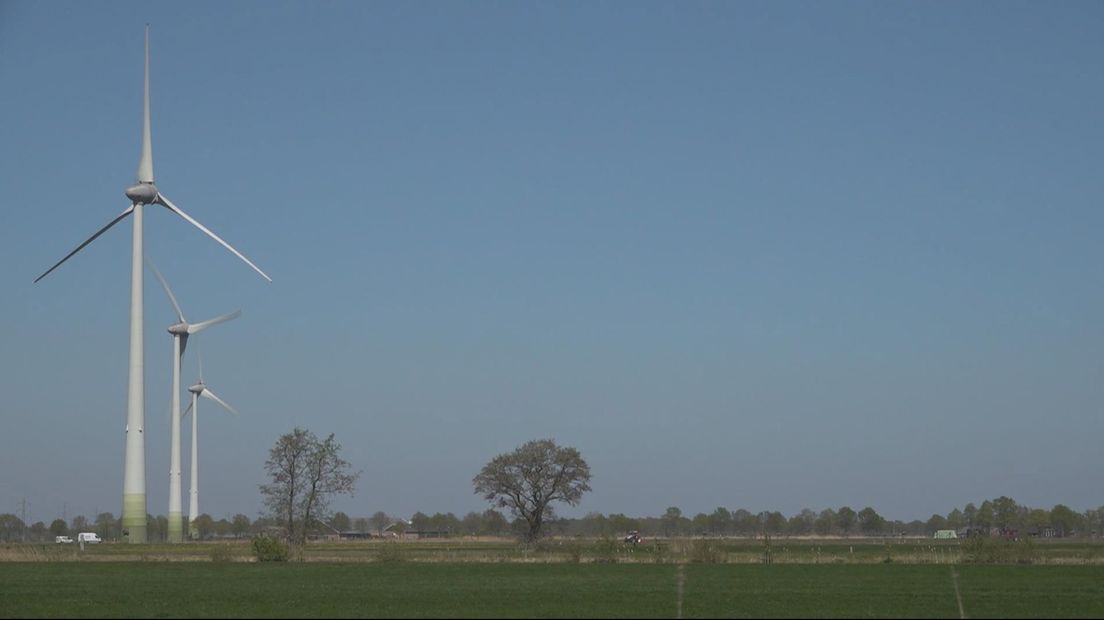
1,1,1102,526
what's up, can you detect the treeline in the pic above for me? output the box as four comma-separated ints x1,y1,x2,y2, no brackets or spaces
3,496,1100,543
0,512,262,543
334,496,1104,539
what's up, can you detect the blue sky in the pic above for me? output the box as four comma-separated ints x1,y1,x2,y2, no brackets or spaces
1,1,1102,525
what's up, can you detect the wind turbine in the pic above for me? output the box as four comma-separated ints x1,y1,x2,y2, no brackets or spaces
184,354,240,539
33,26,270,543
147,259,239,543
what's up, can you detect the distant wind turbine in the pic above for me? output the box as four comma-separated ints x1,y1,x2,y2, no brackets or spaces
32,26,269,543
147,259,239,543
185,353,240,539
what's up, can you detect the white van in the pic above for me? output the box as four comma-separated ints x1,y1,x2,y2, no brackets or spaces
77,532,102,544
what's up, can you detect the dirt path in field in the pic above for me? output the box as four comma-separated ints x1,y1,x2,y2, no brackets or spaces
675,564,686,619
950,566,967,619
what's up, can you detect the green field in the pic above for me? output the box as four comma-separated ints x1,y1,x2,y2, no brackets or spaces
3,562,1104,618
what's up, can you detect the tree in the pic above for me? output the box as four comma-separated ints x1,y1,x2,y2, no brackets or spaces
260,428,360,545
837,507,856,536
0,514,24,542
331,511,352,532
1050,504,1083,536
926,514,948,534
709,507,733,536
992,496,1019,530
70,515,89,534
49,519,69,538
858,507,885,535
814,509,836,536
472,438,592,543
661,507,682,537
94,512,117,541
231,514,252,538
192,514,216,540
480,509,509,536
369,511,391,536
762,511,787,535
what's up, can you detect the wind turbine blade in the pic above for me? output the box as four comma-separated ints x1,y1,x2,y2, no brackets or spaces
181,401,193,419
145,257,185,322
197,351,204,383
34,205,136,283
180,333,189,357
187,310,241,335
137,25,154,183
201,388,239,417
155,193,272,283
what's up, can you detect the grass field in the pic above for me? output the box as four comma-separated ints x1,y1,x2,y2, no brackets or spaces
3,562,1104,618
4,536,1102,565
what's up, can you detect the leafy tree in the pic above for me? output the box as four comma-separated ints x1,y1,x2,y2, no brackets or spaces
472,438,592,543
231,514,252,538
661,507,682,537
259,427,360,545
814,509,836,536
963,503,978,527
858,507,885,534
0,514,24,542
480,509,509,536
788,509,816,536
837,507,856,536
1050,504,1082,536
608,513,640,535
410,512,432,532
733,509,759,536
926,514,948,533
709,507,733,536
975,501,995,529
762,511,787,535
946,508,965,530
29,521,47,542
691,513,711,535
992,496,1019,530
49,518,69,537
331,511,352,532
192,514,216,540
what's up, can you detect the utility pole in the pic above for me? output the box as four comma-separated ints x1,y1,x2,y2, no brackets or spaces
21,498,27,542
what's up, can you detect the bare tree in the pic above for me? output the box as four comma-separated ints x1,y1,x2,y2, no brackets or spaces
260,428,359,545
473,438,591,543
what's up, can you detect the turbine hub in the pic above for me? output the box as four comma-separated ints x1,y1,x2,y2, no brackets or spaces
188,383,204,394
125,182,158,205
168,323,188,336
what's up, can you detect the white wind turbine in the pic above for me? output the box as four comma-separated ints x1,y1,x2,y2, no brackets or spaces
33,26,270,543
147,259,239,543
184,354,240,539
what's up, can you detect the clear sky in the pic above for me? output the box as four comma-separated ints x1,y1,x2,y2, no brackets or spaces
1,1,1102,526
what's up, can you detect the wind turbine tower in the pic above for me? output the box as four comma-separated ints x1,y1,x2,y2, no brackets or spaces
148,260,239,543
185,356,240,539
34,26,270,543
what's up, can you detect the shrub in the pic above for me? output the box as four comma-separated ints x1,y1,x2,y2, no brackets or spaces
591,537,621,564
251,536,289,562
210,544,234,563
377,542,405,563
690,538,723,564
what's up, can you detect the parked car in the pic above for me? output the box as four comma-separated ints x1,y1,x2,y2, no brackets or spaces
77,532,102,544
55,535,74,544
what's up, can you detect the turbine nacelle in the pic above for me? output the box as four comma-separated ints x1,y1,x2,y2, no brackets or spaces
125,182,158,205
188,382,204,395
168,322,189,336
